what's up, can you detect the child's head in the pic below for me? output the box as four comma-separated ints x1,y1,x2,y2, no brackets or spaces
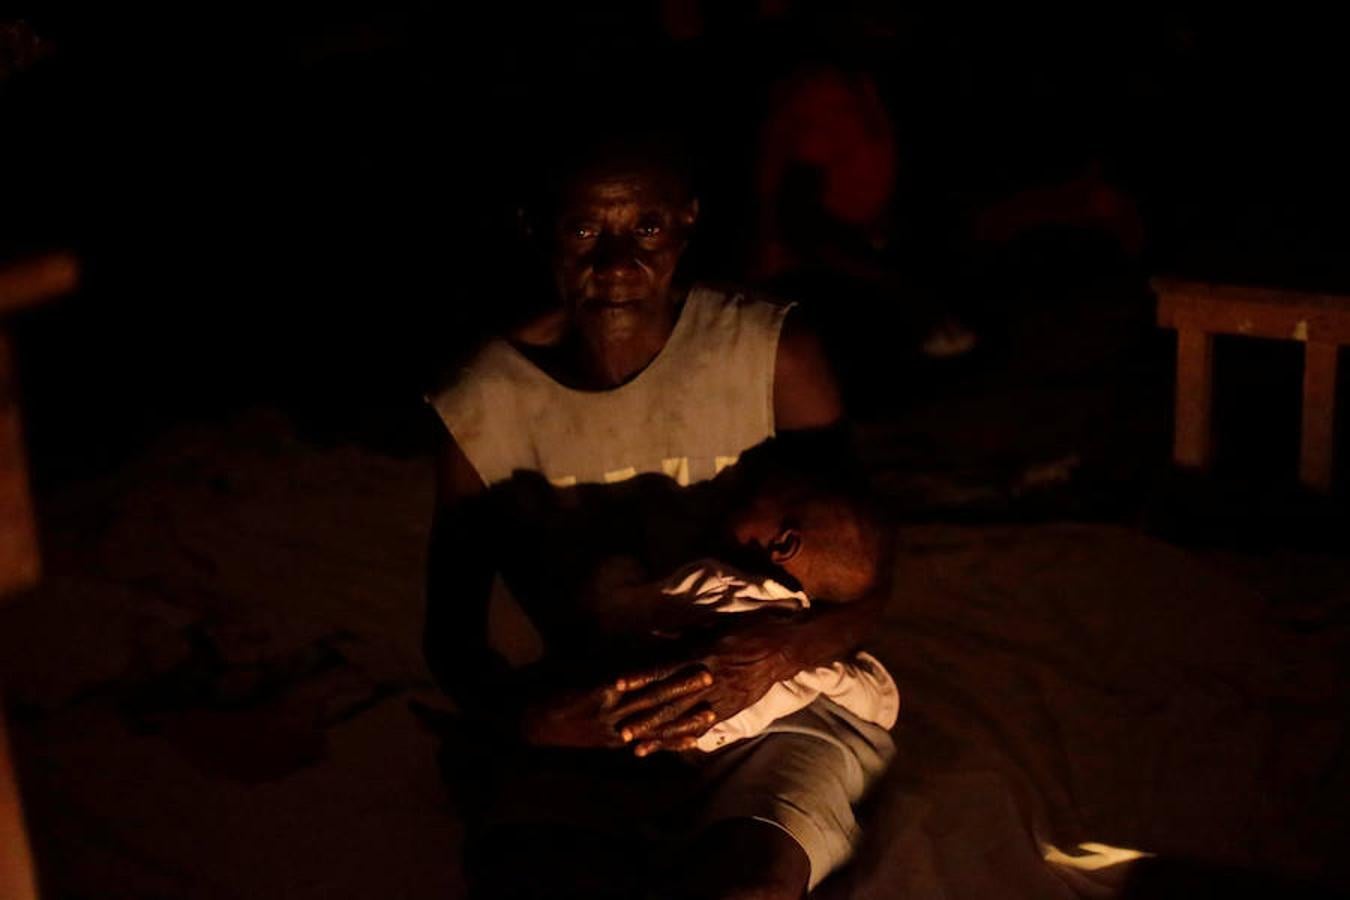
726,442,883,601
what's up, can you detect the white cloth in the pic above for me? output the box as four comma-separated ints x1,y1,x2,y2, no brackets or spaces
658,559,900,751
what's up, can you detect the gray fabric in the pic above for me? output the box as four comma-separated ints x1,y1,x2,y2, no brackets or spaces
699,698,897,890
470,698,896,892
429,285,791,489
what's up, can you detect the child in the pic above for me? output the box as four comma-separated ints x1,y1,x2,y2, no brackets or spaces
585,447,899,752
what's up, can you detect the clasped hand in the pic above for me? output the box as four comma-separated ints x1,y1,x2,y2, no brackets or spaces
522,617,799,757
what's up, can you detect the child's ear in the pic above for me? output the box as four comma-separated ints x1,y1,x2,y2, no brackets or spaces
768,527,802,565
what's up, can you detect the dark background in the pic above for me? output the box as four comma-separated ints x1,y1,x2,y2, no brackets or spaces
4,3,1350,499
3,7,1350,898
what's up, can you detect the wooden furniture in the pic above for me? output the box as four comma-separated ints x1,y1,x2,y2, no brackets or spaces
0,251,79,900
1154,277,1349,492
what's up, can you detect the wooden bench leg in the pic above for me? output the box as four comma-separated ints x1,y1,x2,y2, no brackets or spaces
1174,327,1215,470
1300,341,1339,492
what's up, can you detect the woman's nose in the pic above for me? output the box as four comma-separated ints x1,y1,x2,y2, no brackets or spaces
591,233,642,278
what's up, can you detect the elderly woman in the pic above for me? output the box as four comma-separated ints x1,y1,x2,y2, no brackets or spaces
424,131,894,899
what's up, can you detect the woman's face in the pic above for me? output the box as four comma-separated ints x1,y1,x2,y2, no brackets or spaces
551,167,698,346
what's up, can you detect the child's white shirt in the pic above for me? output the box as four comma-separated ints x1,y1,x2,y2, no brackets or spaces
658,559,899,751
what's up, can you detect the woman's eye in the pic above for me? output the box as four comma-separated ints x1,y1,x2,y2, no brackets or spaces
572,226,597,240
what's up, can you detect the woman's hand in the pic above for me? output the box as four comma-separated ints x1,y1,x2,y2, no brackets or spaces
619,617,803,757
519,665,716,750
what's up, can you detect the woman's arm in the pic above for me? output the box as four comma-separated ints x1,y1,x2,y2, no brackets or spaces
426,435,716,749
773,310,845,432
424,436,518,728
768,308,885,670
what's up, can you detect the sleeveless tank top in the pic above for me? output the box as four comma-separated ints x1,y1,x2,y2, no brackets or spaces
430,285,792,489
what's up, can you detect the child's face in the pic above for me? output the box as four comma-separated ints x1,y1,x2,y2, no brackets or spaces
729,476,878,602
728,493,809,582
